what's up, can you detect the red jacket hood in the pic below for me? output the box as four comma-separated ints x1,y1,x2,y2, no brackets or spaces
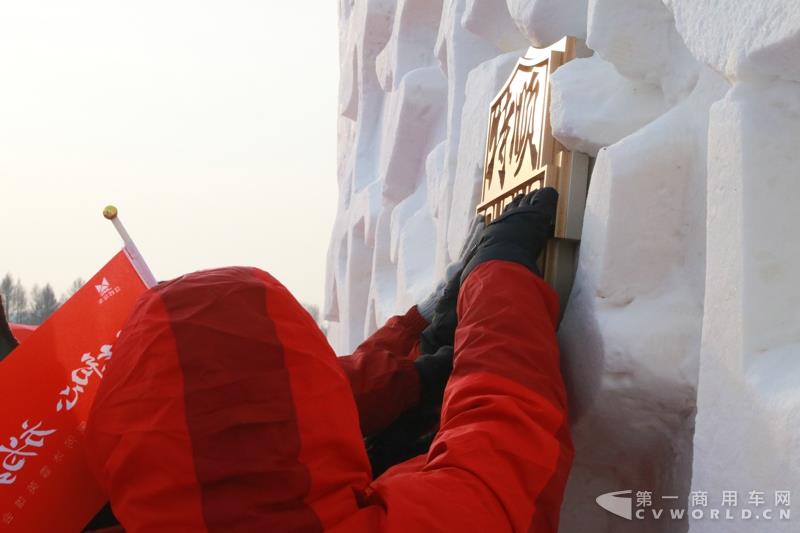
87,267,371,532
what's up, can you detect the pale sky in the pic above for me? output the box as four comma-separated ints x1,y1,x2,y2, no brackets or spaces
0,1,340,308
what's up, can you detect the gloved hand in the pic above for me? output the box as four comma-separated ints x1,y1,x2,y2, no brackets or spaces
461,187,558,283
417,216,485,354
417,215,485,322
364,402,440,477
414,345,454,406
367,344,453,477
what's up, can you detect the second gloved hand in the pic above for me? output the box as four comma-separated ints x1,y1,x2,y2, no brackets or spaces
414,345,454,407
417,215,485,322
418,215,485,354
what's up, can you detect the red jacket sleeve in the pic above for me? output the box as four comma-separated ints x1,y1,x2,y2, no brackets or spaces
367,260,574,532
338,306,428,435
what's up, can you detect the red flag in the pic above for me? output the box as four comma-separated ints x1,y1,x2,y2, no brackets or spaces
0,251,149,531
8,326,35,345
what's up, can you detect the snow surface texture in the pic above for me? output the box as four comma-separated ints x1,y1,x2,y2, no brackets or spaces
328,1,800,531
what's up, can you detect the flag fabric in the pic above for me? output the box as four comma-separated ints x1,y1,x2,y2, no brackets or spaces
0,251,149,531
8,326,35,345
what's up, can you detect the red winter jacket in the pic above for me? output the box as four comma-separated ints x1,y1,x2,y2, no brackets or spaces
337,303,426,436
86,260,572,532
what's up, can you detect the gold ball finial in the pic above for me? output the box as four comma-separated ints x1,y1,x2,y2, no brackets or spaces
103,205,118,220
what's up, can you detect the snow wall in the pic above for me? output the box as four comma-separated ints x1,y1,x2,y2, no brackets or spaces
325,1,800,531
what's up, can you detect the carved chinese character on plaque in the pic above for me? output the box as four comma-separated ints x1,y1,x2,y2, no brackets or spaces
478,37,590,306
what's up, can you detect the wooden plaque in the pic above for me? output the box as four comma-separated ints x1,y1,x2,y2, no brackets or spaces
478,37,590,305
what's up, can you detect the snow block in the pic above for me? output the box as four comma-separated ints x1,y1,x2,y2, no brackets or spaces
666,0,800,82
549,54,670,156
461,0,531,52
586,0,699,103
558,69,728,532
506,0,588,48
689,81,800,533
447,50,522,263
378,66,448,203
376,0,443,92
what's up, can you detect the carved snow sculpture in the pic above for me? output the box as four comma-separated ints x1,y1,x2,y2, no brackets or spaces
328,1,800,532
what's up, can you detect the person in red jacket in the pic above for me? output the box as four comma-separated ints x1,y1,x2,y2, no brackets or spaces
86,187,573,532
0,299,18,361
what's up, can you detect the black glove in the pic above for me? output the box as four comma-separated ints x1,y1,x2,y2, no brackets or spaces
418,216,484,354
461,187,558,283
419,275,460,354
364,345,453,477
413,345,454,406
364,402,440,477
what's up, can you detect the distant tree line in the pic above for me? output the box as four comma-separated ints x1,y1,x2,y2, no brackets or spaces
0,274,83,325
1,272,326,333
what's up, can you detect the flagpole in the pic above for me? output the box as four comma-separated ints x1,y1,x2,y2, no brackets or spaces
103,205,157,288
